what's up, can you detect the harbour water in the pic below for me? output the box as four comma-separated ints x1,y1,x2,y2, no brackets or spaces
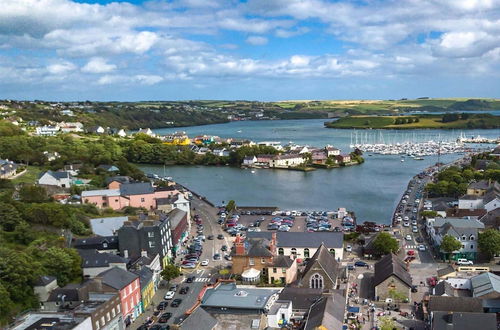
141,119,499,225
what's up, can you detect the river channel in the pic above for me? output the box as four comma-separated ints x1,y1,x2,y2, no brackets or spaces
139,119,499,224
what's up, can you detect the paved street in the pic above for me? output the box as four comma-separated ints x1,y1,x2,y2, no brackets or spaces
131,196,232,329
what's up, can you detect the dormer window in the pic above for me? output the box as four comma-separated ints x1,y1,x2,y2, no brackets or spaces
469,235,475,241
462,235,467,241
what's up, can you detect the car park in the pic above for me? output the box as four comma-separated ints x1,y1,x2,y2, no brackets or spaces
164,291,175,300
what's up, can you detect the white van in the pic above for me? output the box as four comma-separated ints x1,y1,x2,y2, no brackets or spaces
457,258,473,266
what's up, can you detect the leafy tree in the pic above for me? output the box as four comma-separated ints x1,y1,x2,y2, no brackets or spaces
372,232,399,255
161,264,181,282
0,202,23,231
19,185,49,203
40,247,81,286
379,316,397,330
0,282,15,324
226,200,236,213
420,210,438,218
440,235,462,262
478,229,500,260
0,248,41,303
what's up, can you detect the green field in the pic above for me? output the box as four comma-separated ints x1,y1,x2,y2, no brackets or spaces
11,165,43,184
326,114,500,129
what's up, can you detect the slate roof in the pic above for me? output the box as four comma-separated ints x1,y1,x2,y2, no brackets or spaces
373,253,412,288
81,189,120,197
47,285,82,302
246,232,343,249
432,218,485,230
79,250,128,268
302,244,340,284
434,281,456,296
479,208,500,229
35,275,57,287
73,236,119,250
432,311,496,330
168,208,187,229
178,306,217,330
278,287,322,311
133,266,154,289
244,238,273,257
40,170,70,180
427,296,483,313
273,255,294,268
98,267,138,290
105,176,131,185
304,293,345,330
471,272,500,298
89,216,129,236
483,190,500,204
120,182,154,196
437,265,456,278
468,180,491,190
459,194,483,200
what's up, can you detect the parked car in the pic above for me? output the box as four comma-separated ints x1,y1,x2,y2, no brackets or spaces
207,235,214,240
407,250,415,256
221,245,228,251
347,264,355,270
405,235,412,241
412,226,418,233
169,284,178,292
157,301,168,310
186,276,195,283
171,299,182,307
201,259,209,266
416,237,424,243
345,245,352,252
403,222,410,227
354,261,368,267
180,286,190,294
158,312,172,323
457,258,473,266
217,234,224,240
213,253,221,260
418,245,426,251
164,291,175,300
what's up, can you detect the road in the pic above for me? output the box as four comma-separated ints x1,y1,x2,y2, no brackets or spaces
132,196,232,329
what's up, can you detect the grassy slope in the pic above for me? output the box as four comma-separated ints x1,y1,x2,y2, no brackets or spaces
327,115,500,129
11,165,43,184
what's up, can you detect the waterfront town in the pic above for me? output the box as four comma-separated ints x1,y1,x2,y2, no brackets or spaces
1,131,499,330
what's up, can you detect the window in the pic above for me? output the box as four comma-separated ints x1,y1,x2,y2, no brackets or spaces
106,312,110,321
141,198,145,202
101,316,105,326
261,258,266,264
329,249,336,258
310,273,324,289
291,248,297,256
462,235,467,241
282,268,286,273
304,248,310,258
273,268,277,273
470,245,474,249
117,304,121,313
148,232,155,238
462,245,465,249
278,248,284,255
95,321,100,330
111,308,116,318
149,241,155,248
249,258,255,265
102,242,108,248
102,196,106,201
469,235,475,241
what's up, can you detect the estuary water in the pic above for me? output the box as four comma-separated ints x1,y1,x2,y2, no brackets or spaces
140,119,499,224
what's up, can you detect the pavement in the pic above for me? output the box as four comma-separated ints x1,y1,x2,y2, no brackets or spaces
130,196,231,329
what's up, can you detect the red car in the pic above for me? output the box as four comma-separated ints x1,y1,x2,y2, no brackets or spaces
407,250,415,256
427,276,437,287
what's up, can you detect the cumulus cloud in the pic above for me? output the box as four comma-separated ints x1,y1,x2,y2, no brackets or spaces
82,57,117,73
46,60,77,75
98,74,164,85
245,36,268,46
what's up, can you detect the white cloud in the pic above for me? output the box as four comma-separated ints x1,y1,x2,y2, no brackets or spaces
82,57,116,73
98,74,164,85
246,36,268,46
46,60,76,75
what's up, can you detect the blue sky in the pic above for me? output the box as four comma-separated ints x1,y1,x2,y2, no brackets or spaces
1,0,499,101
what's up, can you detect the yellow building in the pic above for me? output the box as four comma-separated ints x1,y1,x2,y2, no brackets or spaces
163,131,191,145
136,267,155,312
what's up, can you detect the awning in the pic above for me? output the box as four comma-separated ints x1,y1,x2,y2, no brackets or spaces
347,306,360,313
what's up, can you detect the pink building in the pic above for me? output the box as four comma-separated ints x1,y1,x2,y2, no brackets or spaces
82,182,173,210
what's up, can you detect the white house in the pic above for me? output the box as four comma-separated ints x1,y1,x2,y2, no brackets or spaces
58,122,83,133
213,148,230,157
267,301,292,328
137,128,155,137
174,193,191,228
35,125,60,136
269,154,305,168
258,141,283,151
325,146,341,157
426,217,484,261
38,170,72,188
484,192,500,212
243,156,257,166
458,195,484,210
117,129,127,138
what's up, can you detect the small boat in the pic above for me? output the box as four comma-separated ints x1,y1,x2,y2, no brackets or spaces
251,170,256,173
414,157,424,160
237,130,242,133
401,159,404,162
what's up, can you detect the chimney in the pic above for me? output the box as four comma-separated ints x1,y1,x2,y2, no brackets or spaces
234,234,246,255
270,232,277,255
141,250,148,258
